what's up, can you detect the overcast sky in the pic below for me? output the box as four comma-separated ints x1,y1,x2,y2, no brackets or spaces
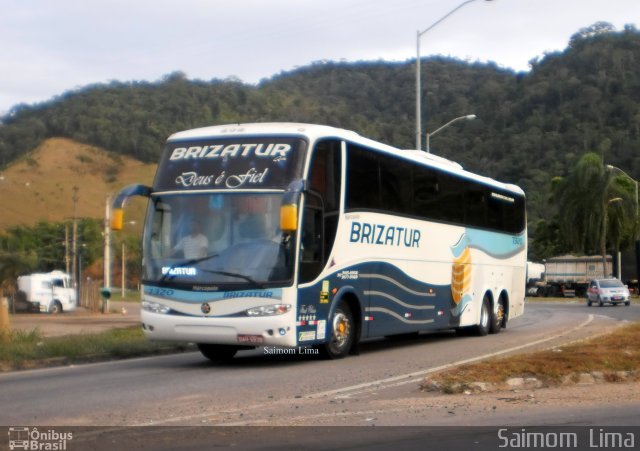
0,0,638,115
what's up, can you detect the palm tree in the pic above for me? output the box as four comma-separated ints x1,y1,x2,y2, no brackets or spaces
553,153,636,272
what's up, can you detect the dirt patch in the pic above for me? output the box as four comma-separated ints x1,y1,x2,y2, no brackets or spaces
8,301,140,338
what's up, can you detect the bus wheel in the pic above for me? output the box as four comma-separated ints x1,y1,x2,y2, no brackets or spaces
474,296,491,336
322,302,355,359
489,296,504,334
49,301,63,314
197,343,238,362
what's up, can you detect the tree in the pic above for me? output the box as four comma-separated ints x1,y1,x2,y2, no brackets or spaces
553,153,636,270
569,22,616,48
0,251,37,313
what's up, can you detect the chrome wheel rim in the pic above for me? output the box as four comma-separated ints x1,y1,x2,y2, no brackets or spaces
332,311,351,350
480,302,489,328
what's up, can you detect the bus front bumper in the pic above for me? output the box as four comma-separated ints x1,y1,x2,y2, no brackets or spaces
140,309,298,347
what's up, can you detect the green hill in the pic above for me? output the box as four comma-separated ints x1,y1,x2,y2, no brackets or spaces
0,138,154,229
1,22,639,258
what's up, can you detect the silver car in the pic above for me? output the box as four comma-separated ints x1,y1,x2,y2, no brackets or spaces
586,279,631,307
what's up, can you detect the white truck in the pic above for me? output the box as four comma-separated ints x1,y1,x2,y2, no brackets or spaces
526,261,546,296
16,271,77,313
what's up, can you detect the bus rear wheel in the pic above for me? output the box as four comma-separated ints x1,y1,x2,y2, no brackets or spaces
197,343,238,362
321,302,355,359
474,296,491,336
489,296,505,334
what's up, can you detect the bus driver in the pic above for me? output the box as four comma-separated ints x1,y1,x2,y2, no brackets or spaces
173,220,208,259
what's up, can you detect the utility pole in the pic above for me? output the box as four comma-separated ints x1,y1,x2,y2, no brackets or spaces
121,241,126,298
64,224,70,274
71,186,79,304
103,195,112,313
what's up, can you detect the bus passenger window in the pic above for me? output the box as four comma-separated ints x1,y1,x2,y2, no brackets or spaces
299,202,323,283
306,139,342,272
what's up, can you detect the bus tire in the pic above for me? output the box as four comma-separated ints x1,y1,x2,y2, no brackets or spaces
197,343,238,362
321,301,355,359
489,296,505,334
474,296,491,336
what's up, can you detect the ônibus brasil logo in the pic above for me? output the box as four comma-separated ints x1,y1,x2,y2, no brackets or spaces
8,427,73,450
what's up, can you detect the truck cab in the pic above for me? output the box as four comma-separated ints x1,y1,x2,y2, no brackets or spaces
17,271,77,314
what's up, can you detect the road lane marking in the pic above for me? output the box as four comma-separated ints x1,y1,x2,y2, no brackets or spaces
307,314,595,399
132,314,598,426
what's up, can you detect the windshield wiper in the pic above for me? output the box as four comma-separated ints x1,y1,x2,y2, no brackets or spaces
159,253,219,284
199,269,265,289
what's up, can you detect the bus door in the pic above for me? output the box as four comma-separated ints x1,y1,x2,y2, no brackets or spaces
297,140,342,340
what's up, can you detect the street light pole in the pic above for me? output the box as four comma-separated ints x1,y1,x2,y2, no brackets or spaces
415,0,492,150
426,114,476,153
602,197,623,278
607,164,640,285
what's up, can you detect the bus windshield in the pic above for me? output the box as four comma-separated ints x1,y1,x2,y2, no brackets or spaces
142,193,295,289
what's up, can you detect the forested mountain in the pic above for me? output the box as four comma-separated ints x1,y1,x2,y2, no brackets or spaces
1,23,639,254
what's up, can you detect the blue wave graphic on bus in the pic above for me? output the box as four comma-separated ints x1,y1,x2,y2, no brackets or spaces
452,294,472,316
451,229,525,259
450,229,525,318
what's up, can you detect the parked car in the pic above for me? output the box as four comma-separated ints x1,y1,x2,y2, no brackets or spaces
586,278,631,307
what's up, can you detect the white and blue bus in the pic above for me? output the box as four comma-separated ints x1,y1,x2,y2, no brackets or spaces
112,123,526,360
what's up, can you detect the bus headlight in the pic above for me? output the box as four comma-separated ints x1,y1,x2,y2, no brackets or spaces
246,304,291,317
142,300,171,314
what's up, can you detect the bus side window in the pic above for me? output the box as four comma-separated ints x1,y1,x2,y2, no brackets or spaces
300,140,342,283
300,139,342,282
299,197,323,283
346,145,379,210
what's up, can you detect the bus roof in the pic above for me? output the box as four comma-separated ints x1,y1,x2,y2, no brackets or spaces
168,122,359,142
168,122,524,196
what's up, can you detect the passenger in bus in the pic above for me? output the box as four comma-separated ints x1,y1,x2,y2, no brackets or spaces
173,220,209,259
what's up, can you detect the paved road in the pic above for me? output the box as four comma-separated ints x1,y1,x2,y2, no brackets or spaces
2,301,639,429
2,301,639,448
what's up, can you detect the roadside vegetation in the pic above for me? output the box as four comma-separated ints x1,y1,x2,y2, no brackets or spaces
423,322,640,394
4,313,640,383
0,327,193,372
1,24,640,264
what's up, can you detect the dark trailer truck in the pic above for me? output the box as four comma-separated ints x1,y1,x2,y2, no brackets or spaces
536,255,613,297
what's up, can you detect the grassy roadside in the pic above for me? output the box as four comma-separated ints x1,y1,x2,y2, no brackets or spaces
3,313,640,384
0,327,194,372
422,322,640,394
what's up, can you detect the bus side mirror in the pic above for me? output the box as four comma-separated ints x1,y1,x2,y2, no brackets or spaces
111,208,124,231
111,184,152,231
280,204,298,232
280,179,305,233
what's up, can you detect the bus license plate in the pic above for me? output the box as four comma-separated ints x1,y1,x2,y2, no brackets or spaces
237,334,264,344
